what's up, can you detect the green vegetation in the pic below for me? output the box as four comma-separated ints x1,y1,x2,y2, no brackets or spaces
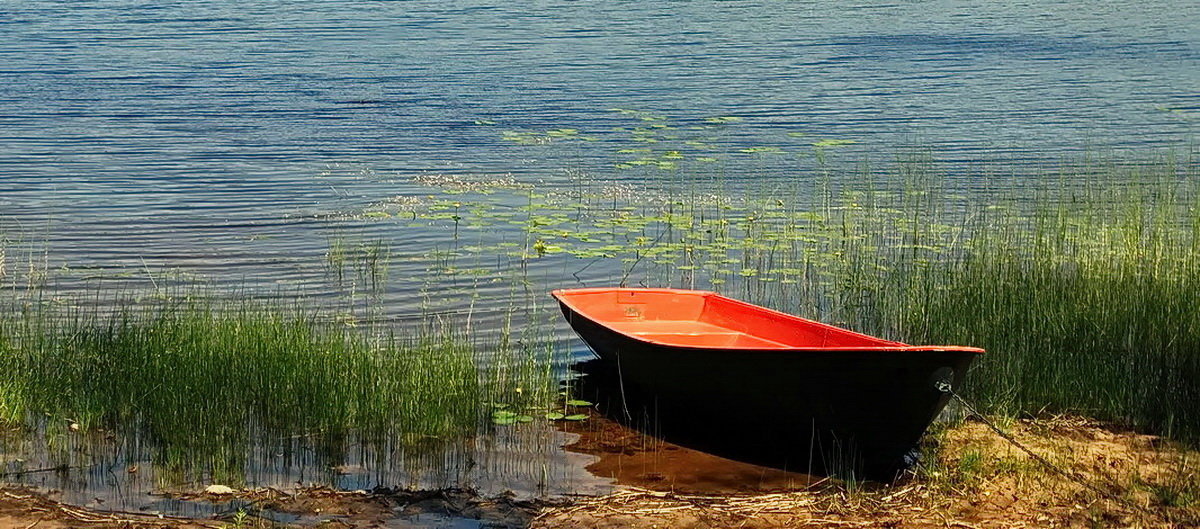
387,117,1200,444
1138,457,1200,508
0,293,558,481
3,108,1198,495
895,167,1200,440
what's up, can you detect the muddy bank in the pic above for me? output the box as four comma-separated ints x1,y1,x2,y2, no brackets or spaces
0,486,556,529
1,487,223,529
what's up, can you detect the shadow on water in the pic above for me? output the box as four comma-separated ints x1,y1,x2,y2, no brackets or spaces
564,359,824,491
566,358,938,483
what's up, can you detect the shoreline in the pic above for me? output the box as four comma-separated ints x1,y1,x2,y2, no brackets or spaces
3,416,1196,529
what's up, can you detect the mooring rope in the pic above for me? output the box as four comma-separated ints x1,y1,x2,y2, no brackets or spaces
933,381,1176,521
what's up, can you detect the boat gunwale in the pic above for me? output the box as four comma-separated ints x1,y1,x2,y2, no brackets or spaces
551,287,985,355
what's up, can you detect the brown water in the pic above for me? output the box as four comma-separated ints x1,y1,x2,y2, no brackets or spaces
560,410,816,494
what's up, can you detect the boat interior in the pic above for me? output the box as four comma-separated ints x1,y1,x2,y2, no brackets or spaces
553,288,905,350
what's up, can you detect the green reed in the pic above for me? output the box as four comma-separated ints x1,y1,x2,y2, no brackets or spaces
395,142,1200,443
0,292,558,480
695,155,1200,441
891,160,1200,439
702,155,1200,441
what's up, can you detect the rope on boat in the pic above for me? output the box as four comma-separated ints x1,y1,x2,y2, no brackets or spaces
618,228,670,288
933,381,1166,520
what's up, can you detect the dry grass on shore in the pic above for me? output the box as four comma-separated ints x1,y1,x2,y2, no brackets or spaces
532,417,1200,529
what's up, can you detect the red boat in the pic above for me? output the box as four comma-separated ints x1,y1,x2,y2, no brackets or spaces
551,287,984,478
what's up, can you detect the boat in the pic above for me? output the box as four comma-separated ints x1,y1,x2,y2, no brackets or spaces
551,287,984,478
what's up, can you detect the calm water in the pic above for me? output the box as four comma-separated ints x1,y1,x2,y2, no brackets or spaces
1,0,1198,517
2,422,609,515
2,1,1198,305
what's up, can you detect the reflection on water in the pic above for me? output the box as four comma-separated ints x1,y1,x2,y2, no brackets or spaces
0,418,610,516
0,353,837,521
558,389,818,493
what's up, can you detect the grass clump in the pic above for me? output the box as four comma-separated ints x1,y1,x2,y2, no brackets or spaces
1135,456,1200,509
769,156,1200,442
0,294,557,479
890,161,1200,440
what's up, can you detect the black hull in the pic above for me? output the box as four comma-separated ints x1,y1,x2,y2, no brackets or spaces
560,304,978,479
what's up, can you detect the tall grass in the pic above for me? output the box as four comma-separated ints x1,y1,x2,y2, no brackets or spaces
0,293,557,479
402,148,1200,442
695,155,1200,441
458,114,1200,444
702,156,1200,441
6,134,1199,486
891,161,1200,439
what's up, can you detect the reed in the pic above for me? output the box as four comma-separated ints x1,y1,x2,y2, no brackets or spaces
690,154,1200,441
888,160,1200,440
6,107,1198,480
0,292,558,478
689,154,1200,441
402,136,1200,442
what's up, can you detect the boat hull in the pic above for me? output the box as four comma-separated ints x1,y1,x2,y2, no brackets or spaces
557,298,979,478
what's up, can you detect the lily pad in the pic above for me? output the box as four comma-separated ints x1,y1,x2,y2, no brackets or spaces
492,410,524,425
565,399,593,407
812,139,857,148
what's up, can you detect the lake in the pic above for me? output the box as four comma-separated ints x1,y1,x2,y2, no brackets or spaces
1,0,1196,314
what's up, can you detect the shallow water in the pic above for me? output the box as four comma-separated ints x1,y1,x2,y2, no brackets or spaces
0,421,611,517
